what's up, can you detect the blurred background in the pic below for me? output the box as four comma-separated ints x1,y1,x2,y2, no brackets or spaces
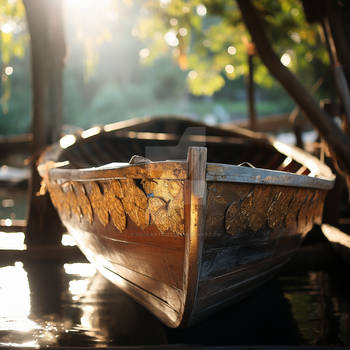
0,0,332,135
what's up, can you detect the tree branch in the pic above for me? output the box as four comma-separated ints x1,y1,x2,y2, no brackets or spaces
237,0,350,177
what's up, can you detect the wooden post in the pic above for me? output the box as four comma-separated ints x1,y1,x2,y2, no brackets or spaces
25,261,63,317
247,51,257,131
181,146,207,326
322,17,350,134
23,0,66,246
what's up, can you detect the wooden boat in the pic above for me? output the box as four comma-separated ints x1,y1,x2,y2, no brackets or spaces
38,116,335,328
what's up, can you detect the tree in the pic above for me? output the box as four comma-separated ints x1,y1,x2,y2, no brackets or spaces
136,0,329,96
0,0,27,113
237,0,350,192
137,0,350,194
23,0,66,246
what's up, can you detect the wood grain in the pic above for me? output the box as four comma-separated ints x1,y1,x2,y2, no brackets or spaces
37,117,335,328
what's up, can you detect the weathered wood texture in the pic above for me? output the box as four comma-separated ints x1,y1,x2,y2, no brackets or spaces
38,117,334,328
180,147,207,326
44,163,187,236
66,221,185,325
41,158,329,327
190,181,327,323
44,162,187,327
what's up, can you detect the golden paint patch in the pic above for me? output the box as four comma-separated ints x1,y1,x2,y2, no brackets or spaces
120,179,149,229
46,176,185,235
74,182,93,224
103,183,126,232
89,182,109,226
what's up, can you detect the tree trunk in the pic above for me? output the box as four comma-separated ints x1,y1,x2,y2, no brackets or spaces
23,0,66,246
247,53,257,131
237,0,350,189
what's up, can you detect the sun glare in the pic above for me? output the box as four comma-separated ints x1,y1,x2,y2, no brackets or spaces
64,0,117,20
0,232,26,250
0,263,36,332
281,52,292,67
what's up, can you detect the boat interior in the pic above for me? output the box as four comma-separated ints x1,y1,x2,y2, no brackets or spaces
55,116,309,175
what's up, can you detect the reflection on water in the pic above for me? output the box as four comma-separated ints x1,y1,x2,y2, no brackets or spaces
0,263,32,326
61,233,76,247
0,257,348,347
281,268,350,346
0,232,74,252
0,262,38,348
0,232,26,250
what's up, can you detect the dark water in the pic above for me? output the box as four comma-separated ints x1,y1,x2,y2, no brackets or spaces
0,249,349,347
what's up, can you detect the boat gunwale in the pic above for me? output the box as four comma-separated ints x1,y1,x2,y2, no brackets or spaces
206,162,334,190
38,116,335,192
43,159,334,190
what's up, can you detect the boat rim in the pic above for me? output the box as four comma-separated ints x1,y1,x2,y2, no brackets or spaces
40,158,334,191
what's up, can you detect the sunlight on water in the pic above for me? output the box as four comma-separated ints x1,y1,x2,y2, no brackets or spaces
64,262,97,303
64,263,96,277
0,263,37,334
69,279,90,296
0,231,26,250
61,233,76,247
4,218,12,226
0,340,38,348
80,305,95,330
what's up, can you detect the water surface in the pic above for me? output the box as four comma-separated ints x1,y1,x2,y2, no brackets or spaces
0,254,349,347
0,188,349,347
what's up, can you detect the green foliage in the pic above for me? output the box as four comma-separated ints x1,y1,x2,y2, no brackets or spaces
187,67,225,95
0,0,28,112
135,0,329,96
0,55,31,134
64,57,189,128
0,0,300,135
0,0,27,64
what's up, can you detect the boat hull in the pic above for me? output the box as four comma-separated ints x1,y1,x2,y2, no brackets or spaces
37,117,334,327
192,181,326,324
45,162,327,327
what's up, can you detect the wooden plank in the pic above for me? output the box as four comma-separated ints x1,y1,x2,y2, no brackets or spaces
198,250,294,300
206,163,333,190
0,133,32,145
195,260,287,316
180,146,207,326
97,234,185,290
95,256,183,311
0,219,26,232
88,259,180,326
45,161,188,181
